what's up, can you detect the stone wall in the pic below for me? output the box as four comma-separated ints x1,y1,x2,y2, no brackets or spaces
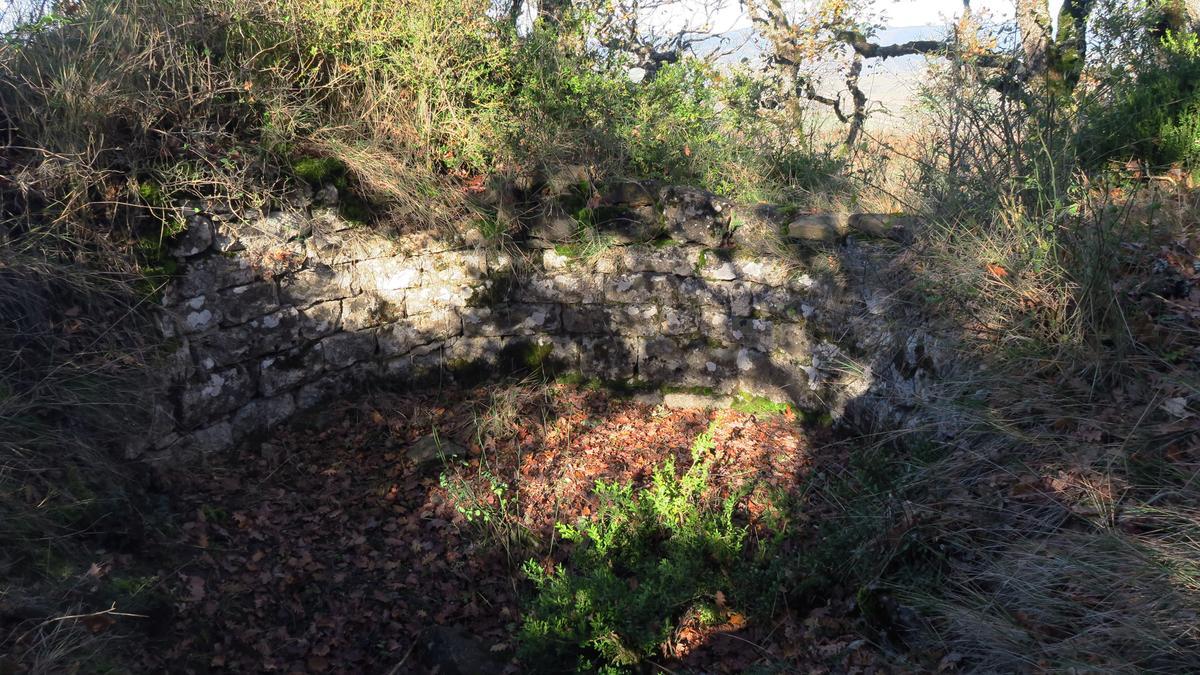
142,185,941,459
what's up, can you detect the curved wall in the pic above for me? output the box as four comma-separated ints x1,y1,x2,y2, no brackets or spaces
142,187,940,459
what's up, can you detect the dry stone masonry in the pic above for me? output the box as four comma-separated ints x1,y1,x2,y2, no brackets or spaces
144,183,943,459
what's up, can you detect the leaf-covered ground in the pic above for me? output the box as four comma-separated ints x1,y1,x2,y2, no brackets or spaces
123,384,893,673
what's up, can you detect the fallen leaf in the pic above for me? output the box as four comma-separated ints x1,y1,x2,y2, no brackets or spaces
81,613,116,634
1163,397,1192,418
188,575,206,602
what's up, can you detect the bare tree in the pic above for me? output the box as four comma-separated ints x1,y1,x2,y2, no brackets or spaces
743,0,1106,146
589,0,741,79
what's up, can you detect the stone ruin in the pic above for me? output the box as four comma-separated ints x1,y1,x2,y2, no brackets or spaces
135,181,949,459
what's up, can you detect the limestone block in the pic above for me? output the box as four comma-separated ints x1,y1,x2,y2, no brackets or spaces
354,258,423,293
381,342,443,380
848,213,919,241
296,376,354,411
249,210,307,241
616,245,703,276
542,248,572,271
578,336,640,380
773,321,810,354
305,227,399,265
405,283,474,309
169,215,213,257
725,281,754,317
486,250,517,275
169,295,221,335
443,336,503,366
698,257,738,281
190,307,301,368
678,276,728,307
180,366,255,426
462,303,560,337
526,335,581,372
594,252,618,275
697,255,791,287
658,185,732,246
320,330,377,368
659,306,699,335
528,204,578,243
279,265,354,307
211,220,243,253
734,347,813,405
733,258,792,287
377,308,460,357
563,304,659,336
520,273,604,304
171,421,233,459
663,392,733,410
640,336,738,388
406,434,467,467
701,312,775,350
259,347,324,396
595,206,662,244
231,393,296,438
217,281,278,326
752,285,814,321
122,402,178,459
786,213,850,242
298,300,342,340
423,250,487,285
599,180,658,208
342,292,403,331
603,273,682,304
169,255,257,301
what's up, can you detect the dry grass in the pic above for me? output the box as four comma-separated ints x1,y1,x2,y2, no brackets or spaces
841,55,1200,669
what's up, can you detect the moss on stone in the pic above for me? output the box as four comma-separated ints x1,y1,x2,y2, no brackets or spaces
731,391,791,416
292,156,348,187
522,341,555,370
446,357,491,384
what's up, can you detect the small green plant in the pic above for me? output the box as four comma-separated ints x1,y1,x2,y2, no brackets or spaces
440,468,513,530
292,156,349,186
519,424,767,670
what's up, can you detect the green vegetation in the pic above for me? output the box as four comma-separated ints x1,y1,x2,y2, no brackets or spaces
1082,30,1200,172
519,425,762,671
3,0,1200,671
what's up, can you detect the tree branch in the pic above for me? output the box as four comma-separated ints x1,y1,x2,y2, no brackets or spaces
834,30,946,59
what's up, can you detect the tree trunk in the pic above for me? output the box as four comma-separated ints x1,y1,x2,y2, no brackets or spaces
1153,0,1200,38
1015,0,1095,95
1015,0,1053,80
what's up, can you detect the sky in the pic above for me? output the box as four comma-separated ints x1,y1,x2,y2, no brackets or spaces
650,0,1065,33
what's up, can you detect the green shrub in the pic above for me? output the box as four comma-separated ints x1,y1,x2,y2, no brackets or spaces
519,425,761,670
1080,30,1200,170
